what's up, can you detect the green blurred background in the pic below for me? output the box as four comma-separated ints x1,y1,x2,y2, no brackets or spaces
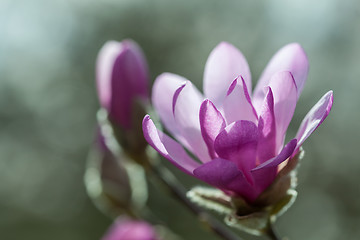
1,0,359,239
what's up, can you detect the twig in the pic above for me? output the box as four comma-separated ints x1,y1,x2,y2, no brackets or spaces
266,223,281,240
149,161,243,240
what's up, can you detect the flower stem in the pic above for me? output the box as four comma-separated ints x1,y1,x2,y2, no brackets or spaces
266,223,281,240
148,159,243,240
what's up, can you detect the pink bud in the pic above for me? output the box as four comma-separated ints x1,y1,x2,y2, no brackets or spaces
102,218,158,240
96,40,149,129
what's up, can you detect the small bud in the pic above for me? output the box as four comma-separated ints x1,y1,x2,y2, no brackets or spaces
96,40,150,156
102,217,159,240
96,40,149,129
85,131,148,217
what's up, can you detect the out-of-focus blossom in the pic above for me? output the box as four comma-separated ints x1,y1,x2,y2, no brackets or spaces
102,218,158,240
143,42,333,203
96,39,149,129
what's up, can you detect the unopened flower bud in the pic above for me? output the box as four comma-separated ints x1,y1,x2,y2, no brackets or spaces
85,131,148,217
102,218,159,240
97,40,149,155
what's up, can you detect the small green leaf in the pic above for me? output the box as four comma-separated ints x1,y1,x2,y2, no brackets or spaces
270,189,297,222
224,211,269,236
186,186,233,215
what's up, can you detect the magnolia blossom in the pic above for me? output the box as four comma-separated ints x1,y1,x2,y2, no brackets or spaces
102,218,158,240
143,42,333,203
97,39,149,129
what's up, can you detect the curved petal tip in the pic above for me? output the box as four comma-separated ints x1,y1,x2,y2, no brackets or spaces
295,90,333,148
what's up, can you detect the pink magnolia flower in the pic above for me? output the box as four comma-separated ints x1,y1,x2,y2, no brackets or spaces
102,218,158,240
143,42,333,203
97,39,149,129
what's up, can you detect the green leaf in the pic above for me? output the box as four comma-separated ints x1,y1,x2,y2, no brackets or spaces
186,186,233,215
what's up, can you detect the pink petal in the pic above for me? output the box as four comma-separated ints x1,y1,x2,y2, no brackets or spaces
142,115,200,175
193,158,259,202
223,76,258,125
199,99,226,159
257,87,277,164
96,41,123,110
268,71,297,152
214,120,258,184
152,72,188,141
253,43,308,109
251,139,297,193
173,82,211,162
118,40,149,98
253,139,297,170
295,91,333,149
203,42,251,107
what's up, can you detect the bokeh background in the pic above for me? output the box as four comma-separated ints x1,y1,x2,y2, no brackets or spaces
1,0,359,239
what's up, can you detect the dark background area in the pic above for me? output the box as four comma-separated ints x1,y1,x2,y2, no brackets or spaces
1,0,359,239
